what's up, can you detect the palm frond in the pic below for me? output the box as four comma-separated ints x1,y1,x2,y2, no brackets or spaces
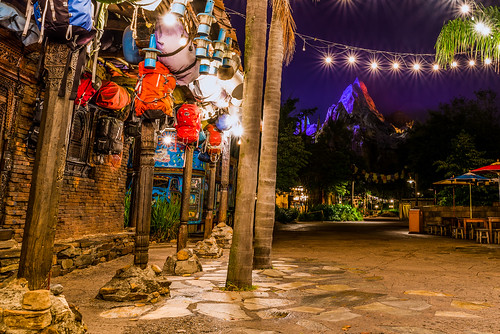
271,0,296,65
435,5,500,68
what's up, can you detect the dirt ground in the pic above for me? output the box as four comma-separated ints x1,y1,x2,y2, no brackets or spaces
53,220,500,334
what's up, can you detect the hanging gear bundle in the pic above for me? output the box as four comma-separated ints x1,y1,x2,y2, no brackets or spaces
135,61,176,119
74,72,101,107
205,124,222,155
95,116,124,155
95,81,131,110
175,104,201,144
215,113,232,131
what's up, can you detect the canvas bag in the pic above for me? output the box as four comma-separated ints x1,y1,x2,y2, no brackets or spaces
135,61,176,119
175,104,200,144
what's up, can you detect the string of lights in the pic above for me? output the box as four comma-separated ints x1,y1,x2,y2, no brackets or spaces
226,2,498,74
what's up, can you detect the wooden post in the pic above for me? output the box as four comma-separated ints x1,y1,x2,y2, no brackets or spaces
177,145,193,251
203,162,216,239
18,43,78,290
133,120,156,269
128,137,142,228
218,140,230,225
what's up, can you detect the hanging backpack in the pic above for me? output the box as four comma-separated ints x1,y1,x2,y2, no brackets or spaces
95,116,124,155
39,0,95,45
175,104,200,144
135,61,176,120
205,124,223,155
74,72,101,107
95,81,131,111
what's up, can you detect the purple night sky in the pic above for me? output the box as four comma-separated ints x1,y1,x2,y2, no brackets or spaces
227,0,500,122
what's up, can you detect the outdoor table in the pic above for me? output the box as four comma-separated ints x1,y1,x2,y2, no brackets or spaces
457,218,487,239
487,217,500,242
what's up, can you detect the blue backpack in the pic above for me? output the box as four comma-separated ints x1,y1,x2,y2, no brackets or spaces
39,0,95,46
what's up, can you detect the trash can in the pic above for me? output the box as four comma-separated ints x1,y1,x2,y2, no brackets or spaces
409,209,423,233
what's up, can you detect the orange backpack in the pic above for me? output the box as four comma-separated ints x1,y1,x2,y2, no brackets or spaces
135,61,176,119
206,124,223,155
95,81,130,110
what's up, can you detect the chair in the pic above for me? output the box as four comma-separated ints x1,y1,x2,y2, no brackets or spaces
451,226,465,239
475,229,490,244
493,229,500,244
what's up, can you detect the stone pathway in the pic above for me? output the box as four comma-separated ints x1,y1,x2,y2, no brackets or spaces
99,256,497,333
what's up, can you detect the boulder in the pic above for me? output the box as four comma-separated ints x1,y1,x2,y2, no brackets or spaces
210,223,233,249
22,290,51,311
194,237,223,258
162,248,203,276
97,265,171,302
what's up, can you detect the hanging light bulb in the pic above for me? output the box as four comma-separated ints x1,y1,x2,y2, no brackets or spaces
412,63,421,71
302,39,306,52
392,62,400,70
348,56,356,64
370,61,378,70
469,59,476,66
451,61,458,68
460,4,470,15
485,58,492,65
325,56,333,64
474,22,491,36
433,64,440,71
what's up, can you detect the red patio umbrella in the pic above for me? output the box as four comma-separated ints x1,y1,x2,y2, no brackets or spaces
471,160,500,202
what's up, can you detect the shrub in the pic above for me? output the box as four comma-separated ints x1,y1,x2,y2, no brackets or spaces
301,204,362,222
151,196,181,242
124,190,131,227
275,206,300,223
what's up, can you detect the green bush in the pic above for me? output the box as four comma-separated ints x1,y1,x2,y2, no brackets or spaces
300,204,362,222
275,206,299,223
124,190,131,227
151,196,181,242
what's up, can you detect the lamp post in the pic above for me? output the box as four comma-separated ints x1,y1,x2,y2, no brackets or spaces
407,176,418,207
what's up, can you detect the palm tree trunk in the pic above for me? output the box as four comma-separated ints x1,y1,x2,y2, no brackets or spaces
226,0,268,289
253,11,284,269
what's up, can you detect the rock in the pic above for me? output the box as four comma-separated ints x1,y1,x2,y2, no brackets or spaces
0,239,17,249
3,309,52,330
210,224,233,249
22,290,52,311
176,249,190,261
74,254,93,268
58,245,80,258
151,264,162,275
260,269,285,278
175,256,203,276
61,259,73,270
98,265,171,302
194,237,223,259
162,249,203,276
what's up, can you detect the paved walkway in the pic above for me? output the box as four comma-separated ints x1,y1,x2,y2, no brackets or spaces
54,220,500,334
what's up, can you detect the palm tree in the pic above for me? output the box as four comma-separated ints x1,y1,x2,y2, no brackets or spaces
226,0,268,289
435,5,500,66
253,0,295,269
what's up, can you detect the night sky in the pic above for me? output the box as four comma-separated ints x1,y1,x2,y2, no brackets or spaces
227,0,500,122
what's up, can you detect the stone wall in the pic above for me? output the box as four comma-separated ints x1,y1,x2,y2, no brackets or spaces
1,231,135,283
421,205,500,226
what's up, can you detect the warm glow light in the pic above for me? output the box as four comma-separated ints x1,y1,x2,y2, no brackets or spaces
162,13,178,26
370,61,378,70
325,56,333,64
460,4,470,15
232,123,243,137
392,62,400,70
179,37,188,46
474,22,491,36
413,63,421,71
469,59,476,66
433,64,440,71
163,135,173,145
451,61,458,68
485,58,492,65
348,56,356,64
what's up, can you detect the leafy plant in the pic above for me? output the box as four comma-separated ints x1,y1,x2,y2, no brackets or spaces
150,196,181,242
275,205,300,223
124,190,131,227
299,204,362,222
